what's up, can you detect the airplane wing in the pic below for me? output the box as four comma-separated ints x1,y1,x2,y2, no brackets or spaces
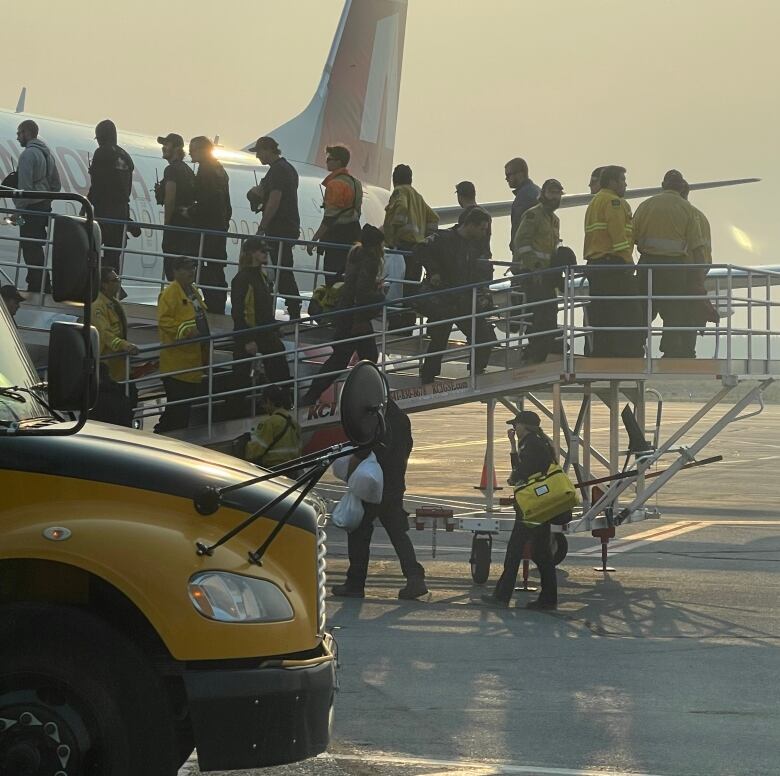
433,177,761,225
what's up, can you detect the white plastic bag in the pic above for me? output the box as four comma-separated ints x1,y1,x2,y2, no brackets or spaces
331,491,364,532
349,453,384,504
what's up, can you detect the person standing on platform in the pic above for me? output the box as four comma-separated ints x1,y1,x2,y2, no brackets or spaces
155,256,208,433
185,136,231,315
308,145,363,288
633,169,707,358
300,224,385,406
247,137,302,319
511,179,564,364
481,411,560,610
505,157,541,253
681,180,719,352
419,207,496,384
93,268,139,384
456,180,492,277
231,237,290,388
383,164,439,282
332,399,428,601
155,133,197,280
87,120,136,273
14,119,61,293
583,165,643,357
589,166,604,195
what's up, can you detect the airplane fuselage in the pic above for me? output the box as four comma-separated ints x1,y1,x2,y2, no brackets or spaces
0,110,391,302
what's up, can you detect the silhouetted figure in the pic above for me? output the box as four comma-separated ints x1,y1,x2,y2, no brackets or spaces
383,164,438,282
301,224,385,406
87,119,135,272
308,144,363,288
155,132,197,279
248,136,302,318
185,136,231,315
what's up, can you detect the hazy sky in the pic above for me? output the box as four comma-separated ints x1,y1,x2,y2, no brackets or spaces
5,0,778,263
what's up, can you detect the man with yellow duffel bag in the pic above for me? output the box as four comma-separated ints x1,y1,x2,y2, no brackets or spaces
481,411,576,610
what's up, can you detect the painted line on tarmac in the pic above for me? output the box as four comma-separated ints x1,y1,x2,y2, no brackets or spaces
578,521,706,555
331,752,669,775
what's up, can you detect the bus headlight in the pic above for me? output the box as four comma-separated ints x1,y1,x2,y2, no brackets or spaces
188,572,293,623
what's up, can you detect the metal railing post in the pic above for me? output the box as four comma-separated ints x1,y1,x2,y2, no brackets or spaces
196,231,205,285
380,303,387,375
747,269,753,365
646,267,653,372
293,320,300,409
485,398,495,513
726,267,733,375
207,338,214,438
273,239,283,315
470,286,477,390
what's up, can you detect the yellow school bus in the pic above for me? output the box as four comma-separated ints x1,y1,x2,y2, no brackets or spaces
0,193,335,775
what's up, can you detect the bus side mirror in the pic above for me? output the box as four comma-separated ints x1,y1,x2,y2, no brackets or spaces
48,321,99,411
51,215,101,304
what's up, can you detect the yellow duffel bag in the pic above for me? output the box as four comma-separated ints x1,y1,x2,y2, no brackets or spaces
514,463,578,525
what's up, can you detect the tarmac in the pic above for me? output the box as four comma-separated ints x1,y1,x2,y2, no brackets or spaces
180,398,780,776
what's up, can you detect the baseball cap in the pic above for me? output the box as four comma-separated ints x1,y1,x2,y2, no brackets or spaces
157,133,184,147
506,410,541,427
247,136,279,154
0,284,24,302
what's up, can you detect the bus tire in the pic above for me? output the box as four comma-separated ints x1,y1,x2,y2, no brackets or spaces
0,603,178,776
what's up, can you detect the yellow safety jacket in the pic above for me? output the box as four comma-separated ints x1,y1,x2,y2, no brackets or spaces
690,204,712,264
512,202,560,271
383,184,439,247
246,409,302,468
583,188,634,263
633,190,704,259
93,291,131,382
158,281,207,383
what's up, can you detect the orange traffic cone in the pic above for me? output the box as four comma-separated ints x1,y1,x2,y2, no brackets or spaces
474,452,503,491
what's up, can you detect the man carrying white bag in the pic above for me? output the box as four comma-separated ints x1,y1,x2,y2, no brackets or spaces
331,400,428,600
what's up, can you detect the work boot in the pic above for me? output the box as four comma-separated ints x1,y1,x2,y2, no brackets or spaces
526,599,557,611
398,577,428,600
480,594,509,609
331,583,364,598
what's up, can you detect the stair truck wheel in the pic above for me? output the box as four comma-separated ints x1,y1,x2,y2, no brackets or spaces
470,533,492,585
0,603,178,776
552,534,568,565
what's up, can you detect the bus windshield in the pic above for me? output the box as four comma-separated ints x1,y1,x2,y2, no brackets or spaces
0,302,51,425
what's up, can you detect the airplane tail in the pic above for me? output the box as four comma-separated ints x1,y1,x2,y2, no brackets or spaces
249,0,408,189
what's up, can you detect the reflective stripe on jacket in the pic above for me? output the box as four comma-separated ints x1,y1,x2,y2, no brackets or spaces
383,184,439,247
583,188,634,263
633,190,704,259
246,409,302,467
322,168,363,225
158,281,207,383
93,291,131,382
512,202,560,271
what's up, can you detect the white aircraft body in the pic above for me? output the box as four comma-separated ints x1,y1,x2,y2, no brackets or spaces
0,0,765,306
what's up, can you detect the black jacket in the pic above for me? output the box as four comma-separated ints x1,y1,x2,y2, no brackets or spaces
88,120,134,219
230,267,275,349
373,400,413,499
334,247,384,331
510,430,555,485
189,159,232,231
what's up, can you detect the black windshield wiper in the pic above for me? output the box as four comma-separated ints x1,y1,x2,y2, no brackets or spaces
0,383,62,421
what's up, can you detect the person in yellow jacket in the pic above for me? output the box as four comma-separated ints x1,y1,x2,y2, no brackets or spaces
155,256,209,433
93,268,139,383
512,179,564,364
245,386,301,469
383,164,439,281
583,165,643,357
633,169,707,358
